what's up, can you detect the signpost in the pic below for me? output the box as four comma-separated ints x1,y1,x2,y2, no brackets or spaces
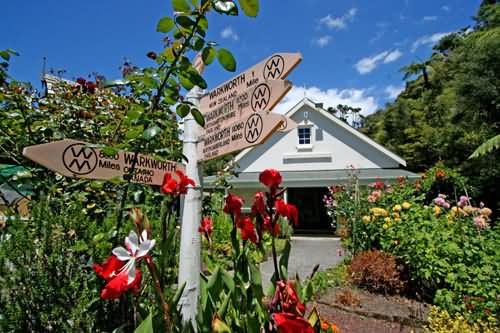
199,111,284,161
22,139,185,185
201,79,292,137
203,53,301,110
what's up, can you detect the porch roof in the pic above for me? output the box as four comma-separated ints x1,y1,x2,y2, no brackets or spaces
203,168,420,189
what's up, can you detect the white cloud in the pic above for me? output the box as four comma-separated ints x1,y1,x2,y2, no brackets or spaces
319,8,357,30
411,32,451,52
274,85,379,116
220,26,239,41
442,5,450,12
312,35,332,48
423,16,438,21
383,49,403,63
385,85,405,99
355,49,403,74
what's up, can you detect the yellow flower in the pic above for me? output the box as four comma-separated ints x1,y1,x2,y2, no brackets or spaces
392,204,402,212
463,205,476,215
402,202,411,210
394,217,401,222
382,223,389,229
392,212,400,219
362,215,371,224
480,207,492,217
384,217,391,223
433,206,442,216
370,207,388,217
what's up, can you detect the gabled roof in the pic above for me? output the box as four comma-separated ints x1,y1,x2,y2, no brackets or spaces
233,98,406,167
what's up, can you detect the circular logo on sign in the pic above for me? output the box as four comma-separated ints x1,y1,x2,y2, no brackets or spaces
263,55,285,80
62,143,98,175
244,113,263,144
279,117,287,131
251,83,271,112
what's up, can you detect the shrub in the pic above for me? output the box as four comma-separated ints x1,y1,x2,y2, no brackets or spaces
348,250,406,295
424,306,498,333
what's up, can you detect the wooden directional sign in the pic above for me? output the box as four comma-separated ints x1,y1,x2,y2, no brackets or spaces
278,116,298,132
199,112,283,161
202,80,292,136
23,139,185,185
203,53,302,110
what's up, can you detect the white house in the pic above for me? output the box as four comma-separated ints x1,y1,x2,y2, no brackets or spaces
204,98,418,232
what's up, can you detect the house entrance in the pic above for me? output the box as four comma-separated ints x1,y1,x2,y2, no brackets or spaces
287,187,332,234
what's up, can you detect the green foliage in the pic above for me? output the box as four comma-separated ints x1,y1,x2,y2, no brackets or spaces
361,2,500,212
469,134,500,158
327,172,500,321
425,306,498,333
216,48,236,72
239,0,259,17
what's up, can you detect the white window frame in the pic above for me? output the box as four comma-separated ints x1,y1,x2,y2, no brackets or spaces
296,125,313,151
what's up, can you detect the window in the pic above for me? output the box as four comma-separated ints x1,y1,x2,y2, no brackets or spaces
298,127,311,145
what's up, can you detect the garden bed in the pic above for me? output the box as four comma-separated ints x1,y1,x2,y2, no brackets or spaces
314,286,430,333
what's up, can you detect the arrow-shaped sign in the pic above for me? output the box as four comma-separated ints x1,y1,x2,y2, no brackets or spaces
199,112,283,161
203,53,301,109
201,80,292,136
23,139,185,186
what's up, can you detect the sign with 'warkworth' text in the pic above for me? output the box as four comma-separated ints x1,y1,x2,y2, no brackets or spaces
201,79,292,136
23,139,185,185
199,112,283,161
202,53,302,110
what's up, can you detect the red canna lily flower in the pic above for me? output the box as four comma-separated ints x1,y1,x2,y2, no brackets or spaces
252,191,266,216
237,216,258,243
436,169,445,178
263,215,280,236
275,200,299,226
176,170,195,194
272,280,306,316
198,216,213,236
100,268,142,299
223,193,244,218
272,313,314,333
259,169,282,189
161,170,195,195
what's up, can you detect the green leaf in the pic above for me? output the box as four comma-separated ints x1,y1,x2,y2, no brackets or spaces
134,312,154,333
176,15,195,28
239,0,259,17
191,108,205,127
179,74,195,90
172,282,186,307
217,48,236,72
156,17,175,33
101,146,119,157
217,291,231,318
143,125,162,140
172,0,191,13
192,37,205,51
278,240,291,279
469,134,500,159
176,103,190,117
202,46,215,65
198,15,208,31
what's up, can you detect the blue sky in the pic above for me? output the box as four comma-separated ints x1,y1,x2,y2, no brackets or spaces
2,0,480,114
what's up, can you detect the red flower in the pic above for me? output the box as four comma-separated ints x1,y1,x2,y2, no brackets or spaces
259,169,282,189
252,191,266,216
76,77,86,86
85,81,97,93
198,216,213,236
237,216,258,243
272,313,314,333
370,180,385,190
263,215,280,236
93,255,143,300
93,255,124,280
223,193,244,217
436,169,445,178
275,200,299,226
100,268,142,300
161,170,195,195
272,280,306,315
176,170,195,194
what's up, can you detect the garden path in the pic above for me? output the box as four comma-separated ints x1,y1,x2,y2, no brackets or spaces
260,236,344,289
